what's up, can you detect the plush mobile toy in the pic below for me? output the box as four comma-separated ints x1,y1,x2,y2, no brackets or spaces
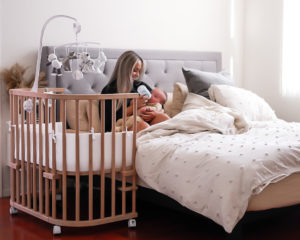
94,51,107,73
47,53,62,76
79,52,95,73
62,51,77,71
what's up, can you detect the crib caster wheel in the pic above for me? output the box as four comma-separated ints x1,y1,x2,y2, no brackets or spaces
53,225,61,235
128,218,136,228
9,207,18,215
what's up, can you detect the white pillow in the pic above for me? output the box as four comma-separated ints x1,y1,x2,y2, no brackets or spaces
171,82,189,117
208,85,277,121
182,92,219,112
164,92,173,117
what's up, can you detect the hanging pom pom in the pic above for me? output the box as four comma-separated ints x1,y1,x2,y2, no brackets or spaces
23,98,33,112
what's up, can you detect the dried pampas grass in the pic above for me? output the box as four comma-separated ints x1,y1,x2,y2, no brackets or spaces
1,63,47,93
28,72,47,89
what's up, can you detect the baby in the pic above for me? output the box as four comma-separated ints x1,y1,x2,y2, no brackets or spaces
115,87,167,131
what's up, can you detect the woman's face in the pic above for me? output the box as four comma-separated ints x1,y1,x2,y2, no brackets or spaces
131,60,142,81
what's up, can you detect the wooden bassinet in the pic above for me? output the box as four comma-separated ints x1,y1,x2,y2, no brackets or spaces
8,88,138,234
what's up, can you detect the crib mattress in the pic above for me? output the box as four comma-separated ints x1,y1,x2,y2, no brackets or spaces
14,122,134,172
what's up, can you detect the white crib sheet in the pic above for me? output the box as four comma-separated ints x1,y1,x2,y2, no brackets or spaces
14,122,133,172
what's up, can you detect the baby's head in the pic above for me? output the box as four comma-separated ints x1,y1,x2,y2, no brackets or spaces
148,87,167,105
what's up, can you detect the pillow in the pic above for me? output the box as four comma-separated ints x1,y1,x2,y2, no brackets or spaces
164,92,173,117
66,100,101,132
208,84,277,121
182,92,219,112
182,67,232,98
171,82,188,117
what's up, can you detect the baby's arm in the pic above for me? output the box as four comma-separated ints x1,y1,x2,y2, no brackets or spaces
140,104,164,113
139,106,154,113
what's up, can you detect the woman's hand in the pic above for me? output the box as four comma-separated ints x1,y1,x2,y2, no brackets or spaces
140,109,156,122
136,95,149,109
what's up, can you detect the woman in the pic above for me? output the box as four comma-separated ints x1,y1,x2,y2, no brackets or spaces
101,50,169,132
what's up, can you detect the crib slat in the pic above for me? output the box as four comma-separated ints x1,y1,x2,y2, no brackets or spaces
132,98,137,213
32,98,37,211
45,99,50,217
111,99,116,217
75,100,80,221
88,100,93,220
40,98,44,124
38,98,44,214
10,94,16,203
15,96,20,204
62,99,67,221
60,98,64,122
26,110,31,208
59,99,67,220
51,99,57,218
100,100,105,219
121,99,127,215
21,97,26,206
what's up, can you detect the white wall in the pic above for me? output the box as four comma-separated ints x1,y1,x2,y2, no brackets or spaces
243,0,300,122
1,0,234,74
0,0,238,196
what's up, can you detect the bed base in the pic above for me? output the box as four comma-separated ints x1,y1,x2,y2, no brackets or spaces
8,88,138,235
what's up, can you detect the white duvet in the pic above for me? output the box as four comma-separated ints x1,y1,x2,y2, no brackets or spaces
136,91,300,233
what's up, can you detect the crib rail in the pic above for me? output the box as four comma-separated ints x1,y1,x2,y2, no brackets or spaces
9,88,138,230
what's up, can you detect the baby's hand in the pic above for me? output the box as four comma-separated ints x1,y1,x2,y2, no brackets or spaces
146,107,153,112
140,107,152,113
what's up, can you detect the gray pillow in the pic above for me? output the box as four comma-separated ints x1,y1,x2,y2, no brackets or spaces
182,67,232,98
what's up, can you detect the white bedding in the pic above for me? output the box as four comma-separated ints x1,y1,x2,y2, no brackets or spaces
136,92,300,233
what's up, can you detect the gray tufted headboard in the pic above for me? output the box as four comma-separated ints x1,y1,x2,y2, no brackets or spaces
41,46,221,93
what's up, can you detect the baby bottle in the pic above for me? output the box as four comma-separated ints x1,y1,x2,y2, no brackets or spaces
137,85,152,99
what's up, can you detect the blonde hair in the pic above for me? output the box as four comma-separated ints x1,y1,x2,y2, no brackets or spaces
108,51,144,109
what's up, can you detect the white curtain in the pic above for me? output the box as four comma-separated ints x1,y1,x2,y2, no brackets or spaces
281,0,300,96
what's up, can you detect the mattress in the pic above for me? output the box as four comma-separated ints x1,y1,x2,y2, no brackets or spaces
248,172,300,211
14,122,134,172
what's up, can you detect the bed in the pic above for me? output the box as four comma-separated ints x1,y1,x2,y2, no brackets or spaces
9,46,300,234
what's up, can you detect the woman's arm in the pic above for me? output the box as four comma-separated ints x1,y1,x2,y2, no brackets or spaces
140,110,170,125
127,104,134,116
